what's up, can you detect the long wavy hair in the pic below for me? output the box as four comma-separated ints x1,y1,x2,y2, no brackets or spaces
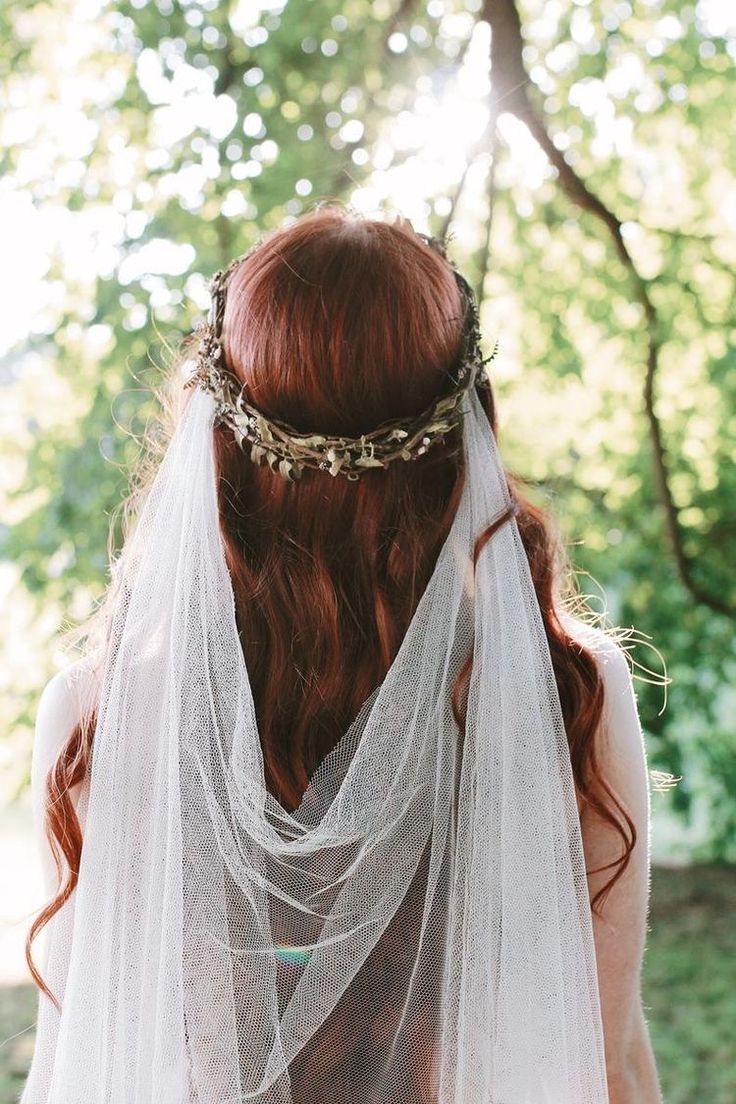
27,205,635,1006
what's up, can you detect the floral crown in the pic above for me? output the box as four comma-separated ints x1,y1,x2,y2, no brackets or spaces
184,232,495,482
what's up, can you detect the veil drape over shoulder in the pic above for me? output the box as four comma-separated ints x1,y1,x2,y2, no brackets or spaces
22,384,609,1104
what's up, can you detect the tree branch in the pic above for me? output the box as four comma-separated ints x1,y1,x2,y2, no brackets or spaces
383,0,421,52
481,0,732,618
438,94,499,242
438,159,472,241
475,103,499,306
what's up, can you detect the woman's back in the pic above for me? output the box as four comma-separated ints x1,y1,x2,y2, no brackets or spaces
22,209,660,1103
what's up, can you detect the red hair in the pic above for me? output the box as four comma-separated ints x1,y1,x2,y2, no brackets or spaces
27,206,635,1009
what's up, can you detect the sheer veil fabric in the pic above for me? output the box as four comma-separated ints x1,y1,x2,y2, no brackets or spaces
22,382,610,1103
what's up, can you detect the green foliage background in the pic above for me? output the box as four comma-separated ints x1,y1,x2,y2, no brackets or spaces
1,0,734,858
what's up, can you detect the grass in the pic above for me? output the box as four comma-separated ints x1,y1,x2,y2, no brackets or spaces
642,864,736,1103
1,864,734,1102
0,982,36,1103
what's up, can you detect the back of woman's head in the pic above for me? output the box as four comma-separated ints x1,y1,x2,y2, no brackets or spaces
212,207,486,807
222,206,473,436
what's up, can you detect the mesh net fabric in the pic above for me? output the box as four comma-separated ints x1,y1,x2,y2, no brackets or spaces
22,385,609,1104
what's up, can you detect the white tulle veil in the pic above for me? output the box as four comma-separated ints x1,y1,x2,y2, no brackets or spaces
22,350,609,1103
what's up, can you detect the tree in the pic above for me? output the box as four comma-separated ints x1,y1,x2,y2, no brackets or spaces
1,0,734,855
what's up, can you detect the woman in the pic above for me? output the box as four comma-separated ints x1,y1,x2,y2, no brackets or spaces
23,206,661,1103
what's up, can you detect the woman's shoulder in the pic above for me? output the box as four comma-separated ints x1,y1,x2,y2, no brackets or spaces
35,655,100,732
559,612,647,784
560,613,650,817
31,656,100,798
30,657,100,890
559,612,635,708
